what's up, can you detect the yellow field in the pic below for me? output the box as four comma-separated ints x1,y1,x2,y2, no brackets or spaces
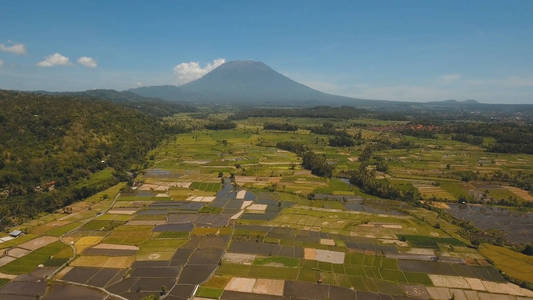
479,243,533,284
74,236,104,254
70,255,135,268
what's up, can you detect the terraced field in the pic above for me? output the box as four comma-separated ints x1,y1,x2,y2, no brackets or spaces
0,118,532,299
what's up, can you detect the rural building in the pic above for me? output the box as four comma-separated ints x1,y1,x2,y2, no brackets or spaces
9,230,22,237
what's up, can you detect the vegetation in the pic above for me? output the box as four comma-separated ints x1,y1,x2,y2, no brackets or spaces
264,122,298,131
349,164,420,202
205,120,237,130
479,243,533,285
0,241,68,274
0,90,166,230
329,131,356,147
302,151,333,177
276,141,308,155
232,106,371,120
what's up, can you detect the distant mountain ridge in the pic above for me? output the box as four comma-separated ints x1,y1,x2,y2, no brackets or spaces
128,60,533,114
130,60,378,106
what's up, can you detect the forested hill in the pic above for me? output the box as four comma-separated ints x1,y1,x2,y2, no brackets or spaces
36,89,196,118
0,90,166,229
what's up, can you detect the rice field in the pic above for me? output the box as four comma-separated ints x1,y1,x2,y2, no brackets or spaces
2,116,533,299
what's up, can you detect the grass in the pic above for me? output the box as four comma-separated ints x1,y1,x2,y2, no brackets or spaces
45,221,82,236
0,279,9,288
190,182,221,192
80,220,125,231
398,234,466,248
84,181,127,203
479,243,533,284
249,265,299,280
137,238,187,260
404,272,433,285
203,275,231,289
196,286,223,298
0,234,37,250
0,241,68,274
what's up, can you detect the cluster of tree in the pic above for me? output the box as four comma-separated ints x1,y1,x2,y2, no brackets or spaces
263,122,298,131
232,106,371,120
205,120,237,130
302,151,333,177
275,141,332,177
0,90,167,230
308,122,338,135
328,132,356,147
441,122,533,154
376,137,414,150
485,170,533,192
38,89,196,118
359,145,374,162
399,127,436,139
275,141,308,155
453,170,478,182
375,157,388,172
451,133,483,145
349,164,420,201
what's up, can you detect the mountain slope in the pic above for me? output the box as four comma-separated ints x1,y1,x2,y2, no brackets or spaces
131,60,366,105
129,60,533,115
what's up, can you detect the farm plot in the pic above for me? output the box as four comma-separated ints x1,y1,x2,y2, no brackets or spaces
0,269,49,299
137,238,187,261
479,243,533,284
397,260,504,282
83,243,139,256
60,266,124,288
190,182,222,192
0,241,68,274
74,236,103,254
504,185,533,202
304,248,345,264
71,255,134,269
447,204,533,244
102,225,153,245
224,277,285,296
45,282,108,299
413,183,454,200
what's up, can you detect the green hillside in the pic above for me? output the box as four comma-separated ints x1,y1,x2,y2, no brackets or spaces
0,90,167,229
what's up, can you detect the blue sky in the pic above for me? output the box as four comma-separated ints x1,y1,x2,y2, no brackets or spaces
1,1,533,103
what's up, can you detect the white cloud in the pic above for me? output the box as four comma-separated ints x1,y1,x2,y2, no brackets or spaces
77,56,97,68
136,81,143,87
0,59,3,68
438,73,462,84
0,42,27,55
173,58,225,84
36,53,71,67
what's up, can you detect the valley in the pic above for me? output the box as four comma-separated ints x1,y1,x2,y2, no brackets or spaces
1,112,532,300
